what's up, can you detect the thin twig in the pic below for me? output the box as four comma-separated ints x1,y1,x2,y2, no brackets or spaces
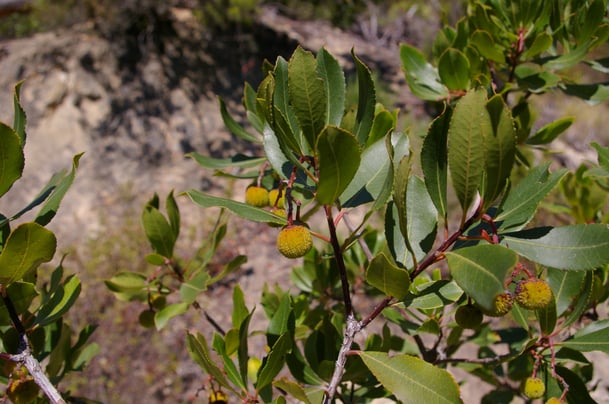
324,205,353,316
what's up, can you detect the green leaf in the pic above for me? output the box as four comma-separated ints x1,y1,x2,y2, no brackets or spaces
212,333,247,393
273,57,305,154
340,135,393,209
0,123,24,198
352,49,376,145
402,280,463,310
232,285,249,328
446,245,518,313
421,106,450,219
218,97,260,143
288,46,327,149
155,302,189,330
482,95,515,207
543,42,593,70
13,81,26,145
165,191,180,239
438,48,470,91
560,319,609,354
0,282,37,326
315,126,361,205
495,163,568,231
317,48,345,127
521,32,552,59
142,200,176,258
514,63,561,93
447,88,490,214
36,153,83,226
273,378,311,404
179,271,209,304
209,255,246,285
561,83,609,106
34,275,81,326
404,176,438,264
256,332,293,391
186,332,237,394
591,142,609,172
267,293,293,347
184,190,287,225
502,224,609,270
104,271,147,293
366,253,411,299
187,152,266,169
238,311,254,387
470,30,505,62
547,268,586,317
400,44,449,101
359,352,461,404
527,117,574,145
536,290,557,336
0,223,56,285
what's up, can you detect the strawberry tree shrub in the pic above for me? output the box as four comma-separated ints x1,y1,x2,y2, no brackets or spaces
108,0,609,402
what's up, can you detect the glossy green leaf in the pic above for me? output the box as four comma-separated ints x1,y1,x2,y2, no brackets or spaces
400,44,449,101
404,176,438,264
288,46,327,149
447,88,490,214
340,135,392,209
556,366,596,404
35,275,81,326
0,123,24,198
187,152,266,169
352,50,376,145
274,57,304,154
543,42,592,70
218,97,260,143
514,64,561,93
547,268,586,317
446,244,518,312
104,271,147,293
366,253,411,299
46,321,71,378
142,201,176,259
232,285,249,328
470,30,505,62
36,153,83,226
212,333,247,393
315,126,361,205
527,117,574,145
267,293,293,347
560,319,609,354
257,332,292,391
502,224,609,270
0,222,56,285
359,352,461,404
385,202,408,268
238,311,254,387
561,83,609,106
393,156,411,259
495,163,568,231
186,332,237,394
273,378,311,404
402,280,463,310
482,95,515,207
2,175,56,226
179,271,210,304
421,106,450,219
262,122,296,179
367,109,395,146
165,191,180,239
317,47,345,127
521,32,552,59
185,190,287,226
155,302,189,330
438,48,470,91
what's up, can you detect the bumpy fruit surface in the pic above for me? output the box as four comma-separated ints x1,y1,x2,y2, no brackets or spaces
515,279,552,310
455,305,483,329
7,379,39,404
546,398,563,404
268,189,285,208
245,186,269,207
523,377,545,399
277,225,312,258
480,292,513,317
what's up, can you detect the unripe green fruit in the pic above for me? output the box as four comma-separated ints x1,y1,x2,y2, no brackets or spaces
139,309,156,329
150,295,167,310
515,279,552,310
277,225,313,258
245,186,269,207
455,305,483,329
523,377,545,399
7,379,39,404
479,292,513,317
268,189,285,208
546,398,563,404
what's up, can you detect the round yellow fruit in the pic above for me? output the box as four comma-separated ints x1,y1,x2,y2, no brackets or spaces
523,377,545,399
479,292,513,317
546,398,563,404
268,189,285,208
277,225,313,258
515,279,552,310
455,304,483,329
245,186,269,207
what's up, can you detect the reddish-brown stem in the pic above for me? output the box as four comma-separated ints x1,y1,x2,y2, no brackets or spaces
324,205,353,316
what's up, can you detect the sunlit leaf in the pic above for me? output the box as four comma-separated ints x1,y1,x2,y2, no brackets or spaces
317,47,345,127
352,49,376,145
366,253,411,299
155,302,189,330
438,48,470,90
0,123,24,198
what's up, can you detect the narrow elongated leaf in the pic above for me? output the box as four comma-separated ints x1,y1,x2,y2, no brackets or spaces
352,50,376,145
495,163,568,231
359,352,461,404
547,268,586,317
273,57,304,154
560,320,609,354
315,126,361,205
13,81,26,145
591,142,609,171
267,293,293,347
0,223,56,285
212,334,247,393
186,332,237,394
256,332,292,391
218,97,260,143
104,271,147,293
232,285,249,328
447,89,490,214
238,311,254,387
165,191,180,238
0,282,37,326
446,244,517,312
185,190,287,226
400,44,449,101
187,152,266,169
527,117,574,145
142,203,176,258
502,224,609,270
543,41,592,70
438,48,470,90
288,46,327,149
273,378,311,404
421,106,450,219
366,253,411,299
34,275,81,326
367,109,395,146
483,95,515,207
0,123,24,198
155,302,189,330
536,292,557,336
561,83,609,106
263,123,296,179
404,176,438,264
36,153,83,226
317,48,345,127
